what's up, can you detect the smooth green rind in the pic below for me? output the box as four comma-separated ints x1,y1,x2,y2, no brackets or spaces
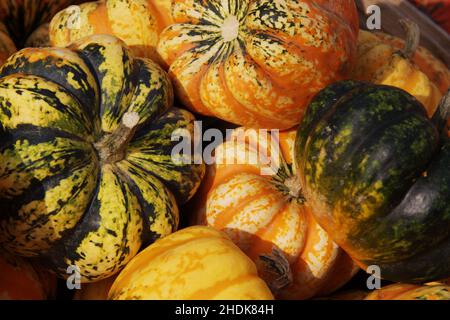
295,81,449,282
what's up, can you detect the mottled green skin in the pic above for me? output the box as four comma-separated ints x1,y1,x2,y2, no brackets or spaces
0,35,205,281
295,81,450,283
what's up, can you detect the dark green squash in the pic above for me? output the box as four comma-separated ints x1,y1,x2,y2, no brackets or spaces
295,80,450,283
0,35,205,282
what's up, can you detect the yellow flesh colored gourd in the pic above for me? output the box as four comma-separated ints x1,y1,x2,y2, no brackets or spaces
354,20,447,119
109,226,274,300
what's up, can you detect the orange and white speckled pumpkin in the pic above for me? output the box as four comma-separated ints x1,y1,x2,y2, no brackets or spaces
157,0,359,129
0,251,57,300
108,226,274,300
191,128,358,300
50,0,173,63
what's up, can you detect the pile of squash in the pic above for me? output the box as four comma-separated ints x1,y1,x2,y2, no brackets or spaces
0,0,449,301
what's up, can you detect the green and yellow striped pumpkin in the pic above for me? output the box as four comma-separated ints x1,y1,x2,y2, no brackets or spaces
0,34,205,282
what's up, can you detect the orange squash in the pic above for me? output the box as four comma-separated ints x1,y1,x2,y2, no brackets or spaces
50,0,173,63
109,226,274,300
157,0,359,129
191,128,358,300
0,251,57,300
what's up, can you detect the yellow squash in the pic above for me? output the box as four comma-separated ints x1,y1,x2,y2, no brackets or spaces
353,20,450,119
109,226,274,300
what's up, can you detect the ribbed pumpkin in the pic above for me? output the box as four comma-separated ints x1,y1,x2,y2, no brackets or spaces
365,283,450,300
109,226,274,300
352,20,450,119
295,80,450,283
50,0,173,63
0,35,205,282
0,250,57,300
157,0,359,129
73,275,116,300
0,0,86,65
192,128,358,300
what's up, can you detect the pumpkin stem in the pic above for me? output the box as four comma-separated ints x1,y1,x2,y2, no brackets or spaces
432,89,450,135
259,248,293,293
283,175,303,200
399,19,420,60
95,112,140,163
272,163,306,204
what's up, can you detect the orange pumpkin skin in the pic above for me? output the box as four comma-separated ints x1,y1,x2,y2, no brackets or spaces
0,251,56,300
364,283,450,300
192,128,358,300
157,0,359,129
50,0,173,63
